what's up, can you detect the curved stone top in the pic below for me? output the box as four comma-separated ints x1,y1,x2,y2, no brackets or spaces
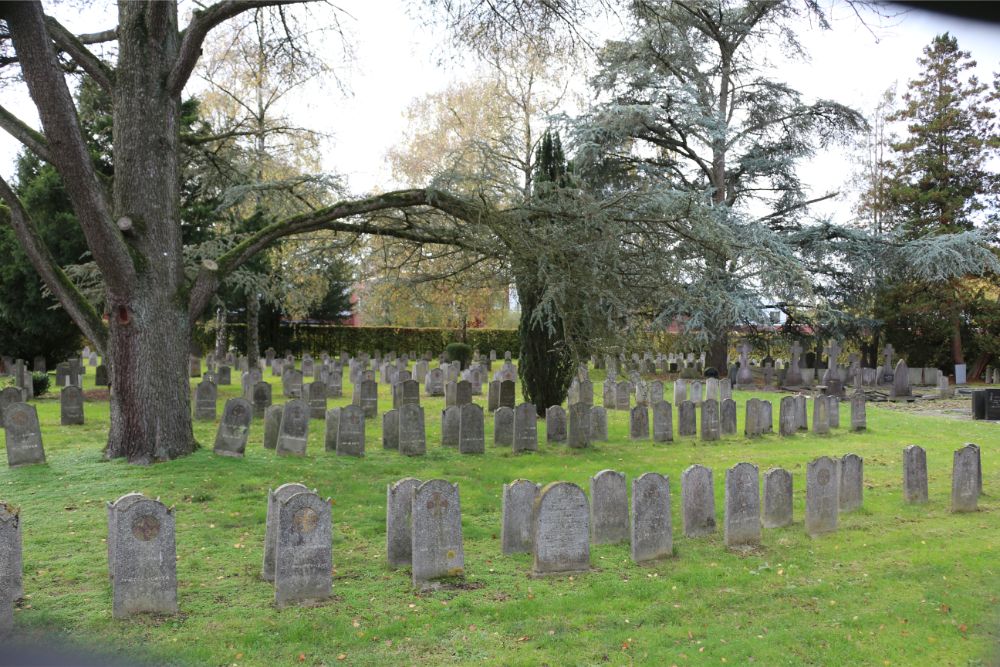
278,489,331,509
505,478,540,490
272,483,309,502
389,477,422,492
535,481,587,509
116,495,173,519
635,472,668,486
591,469,625,483
415,479,458,495
728,461,759,476
764,467,791,480
109,491,146,511
683,463,712,477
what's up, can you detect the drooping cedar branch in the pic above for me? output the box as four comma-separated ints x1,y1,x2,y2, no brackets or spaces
167,0,310,96
2,2,135,296
0,103,51,163
43,15,114,91
186,187,495,322
0,175,108,352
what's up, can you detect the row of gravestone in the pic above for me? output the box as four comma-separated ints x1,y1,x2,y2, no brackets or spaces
0,443,980,627
1,387,87,429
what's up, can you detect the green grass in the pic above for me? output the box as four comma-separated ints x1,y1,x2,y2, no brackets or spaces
3,364,999,666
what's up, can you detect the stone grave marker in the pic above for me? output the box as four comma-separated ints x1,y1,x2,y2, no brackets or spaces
812,395,829,434
398,404,426,456
779,396,797,436
827,396,840,428
108,494,177,618
762,468,792,528
262,483,308,580
213,398,252,457
892,359,911,398
681,465,716,537
590,469,628,544
546,405,567,443
441,406,460,447
744,398,761,437
95,364,109,387
501,479,540,554
568,403,591,448
952,444,979,513
759,399,773,434
590,405,608,441
513,403,538,452
282,368,304,399
381,409,399,450
455,380,472,406
305,381,327,419
4,403,45,468
839,454,863,512
678,400,696,437
60,385,85,425
411,480,464,586
0,503,21,631
630,473,672,563
193,379,217,421
458,403,485,454
357,379,378,418
724,462,760,548
274,490,332,607
602,381,615,409
903,445,928,504
629,405,649,440
263,404,282,450
252,381,272,418
673,379,687,405
325,408,341,452
498,380,516,409
493,406,514,446
652,401,673,442
615,381,631,411
701,399,720,441
532,482,589,576
386,478,421,567
805,456,840,536
720,398,737,436
276,400,309,456
795,394,808,430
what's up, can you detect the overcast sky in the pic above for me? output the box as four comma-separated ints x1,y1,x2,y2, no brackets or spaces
2,1,998,223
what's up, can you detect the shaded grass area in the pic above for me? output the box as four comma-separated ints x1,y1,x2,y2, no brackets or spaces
3,366,1000,666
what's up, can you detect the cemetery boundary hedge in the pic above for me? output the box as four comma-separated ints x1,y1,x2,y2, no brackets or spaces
198,323,520,358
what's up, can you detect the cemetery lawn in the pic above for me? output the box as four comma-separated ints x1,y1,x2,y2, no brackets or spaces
4,370,999,667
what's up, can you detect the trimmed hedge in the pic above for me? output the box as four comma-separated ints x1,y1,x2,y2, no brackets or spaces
197,323,520,358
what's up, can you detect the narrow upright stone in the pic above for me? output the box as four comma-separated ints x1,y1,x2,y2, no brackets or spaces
60,385,85,425
720,398,737,435
398,404,426,456
336,404,365,457
630,473,672,563
274,490,332,607
629,405,649,440
590,470,628,544
501,480,540,555
108,494,177,618
681,465,716,537
494,406,514,447
546,405,567,443
3,403,45,468
513,403,538,452
652,401,673,442
952,444,979,512
724,462,760,549
744,398,761,437
411,480,464,586
441,405,460,447
839,454,863,512
589,406,608,442
779,396,797,436
568,403,591,448
532,482,589,576
827,396,840,428
805,456,840,536
263,404,282,450
701,399,720,441
850,393,867,431
262,483,308,581
382,409,399,450
678,401,697,437
903,445,928,504
762,468,792,528
386,478,421,568
213,398,252,457
812,396,829,434
276,400,309,456
458,403,485,454
0,502,23,631
193,379,217,421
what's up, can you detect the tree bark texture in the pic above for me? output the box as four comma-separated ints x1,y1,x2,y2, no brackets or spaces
246,294,260,364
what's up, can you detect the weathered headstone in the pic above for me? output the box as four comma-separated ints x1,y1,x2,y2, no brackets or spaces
398,404,426,456
3,403,45,468
441,405,460,447
568,403,591,448
0,502,23,631
60,385,85,425
213,398,252,457
724,463,760,548
498,380,516,409
546,405,567,443
108,494,177,618
805,456,840,536
744,397,761,437
795,394,808,430
193,379,217,421
720,398,737,436
494,406,514,446
827,396,840,429
681,465,716,537
357,379,378,418
812,395,829,434
673,379,687,405
336,404,365,457
589,405,608,441
839,453,863,512
678,400,696,437
306,381,327,419
262,483,308,581
95,364,109,387
252,381,272,418
276,400,309,456
951,444,979,513
532,482,589,576
762,468,792,528
630,473,672,563
513,403,538,452
502,479,541,555
274,490,332,607
590,470,628,544
282,368,304,399
891,359,911,398
411,480,464,586
458,403,485,454
263,404,282,450
323,407,341,452
903,445,928,504
779,396,797,436
386,478,421,567
690,380,703,404
629,405,649,440
758,399,773,434
652,401,673,442
701,398,720,441
615,380,631,411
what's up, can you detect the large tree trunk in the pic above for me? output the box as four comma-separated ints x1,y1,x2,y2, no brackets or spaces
214,306,228,358
246,294,260,364
708,333,729,377
105,2,195,462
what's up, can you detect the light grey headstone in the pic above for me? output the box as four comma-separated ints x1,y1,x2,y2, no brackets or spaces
629,405,649,440
0,502,23,631
501,479,540,554
60,385,85,425
398,404,426,456
850,393,866,430
678,401,696,437
325,407,341,452
568,403,591,448
762,468,792,528
382,409,399,450
3,403,45,468
630,473,672,563
724,462,760,549
441,405,460,447
652,401,673,442
274,490,332,607
493,406,514,446
425,368,445,396
532,482,589,576
263,404,282,450
892,359,911,398
276,400,309,456
700,399,720,441
252,381,272,418
282,368,303,399
615,381,630,411
705,378,720,403
109,495,177,618
386,478,421,568
690,380,703,404
795,394,808,430
546,405,567,443
588,405,608,442
193,379,217,421
213,398,251,457
358,379,378,418
839,454,863,512
458,403,485,454
262,483,308,581
812,396,829,434
952,444,979,513
827,396,840,428
681,465,716,537
779,396,797,436
590,470,628,545
411,480,464,586
805,456,840,536
673,379,687,405
903,445,928,504
602,381,615,409
758,399,773,434
513,403,538,452
306,381,327,419
744,398,761,437
720,398,736,436
336,404,365,457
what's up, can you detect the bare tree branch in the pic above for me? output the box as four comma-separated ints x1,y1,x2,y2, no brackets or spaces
0,103,51,163
43,15,115,92
168,0,311,96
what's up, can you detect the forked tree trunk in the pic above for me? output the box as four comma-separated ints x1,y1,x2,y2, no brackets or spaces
105,2,196,462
